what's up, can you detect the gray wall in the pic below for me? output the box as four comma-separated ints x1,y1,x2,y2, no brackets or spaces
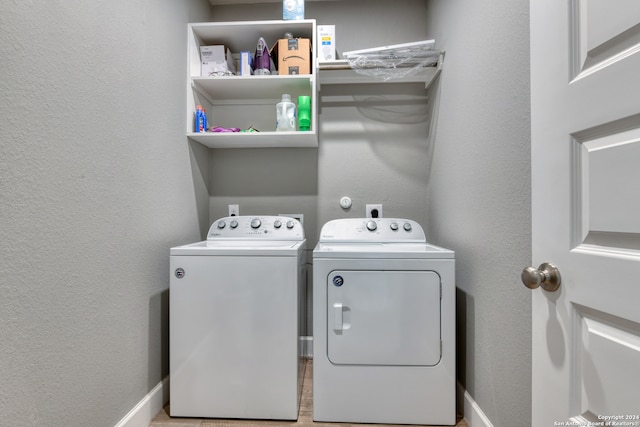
0,0,532,425
0,1,211,426
425,0,532,426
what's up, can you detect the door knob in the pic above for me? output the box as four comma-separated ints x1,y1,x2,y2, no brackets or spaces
521,262,561,292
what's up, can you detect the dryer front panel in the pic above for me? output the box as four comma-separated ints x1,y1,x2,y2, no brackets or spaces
327,270,441,366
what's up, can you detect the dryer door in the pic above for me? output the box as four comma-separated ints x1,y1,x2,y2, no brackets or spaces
327,270,441,366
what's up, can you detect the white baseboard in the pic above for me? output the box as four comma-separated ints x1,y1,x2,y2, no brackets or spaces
114,376,169,427
457,382,494,427
300,335,313,358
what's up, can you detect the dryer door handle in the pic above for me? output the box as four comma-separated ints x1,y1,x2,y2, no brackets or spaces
333,303,343,332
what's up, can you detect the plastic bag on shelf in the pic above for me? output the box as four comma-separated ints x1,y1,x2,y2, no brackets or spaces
343,40,441,81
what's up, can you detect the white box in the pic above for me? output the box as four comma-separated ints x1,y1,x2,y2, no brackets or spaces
283,0,304,20
200,45,236,76
239,51,253,76
318,25,335,61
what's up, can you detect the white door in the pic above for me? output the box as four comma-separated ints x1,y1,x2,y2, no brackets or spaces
530,0,640,425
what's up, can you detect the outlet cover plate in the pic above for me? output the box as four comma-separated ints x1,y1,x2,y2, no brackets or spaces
366,204,383,218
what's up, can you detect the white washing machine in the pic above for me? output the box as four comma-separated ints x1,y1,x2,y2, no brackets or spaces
313,218,455,425
170,216,306,420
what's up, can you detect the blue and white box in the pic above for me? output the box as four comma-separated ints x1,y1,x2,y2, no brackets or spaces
318,25,335,61
239,51,253,76
283,0,304,20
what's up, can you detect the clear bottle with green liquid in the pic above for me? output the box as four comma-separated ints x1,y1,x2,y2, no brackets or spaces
298,96,311,131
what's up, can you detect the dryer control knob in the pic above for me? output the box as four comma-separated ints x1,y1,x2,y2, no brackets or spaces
366,220,377,231
390,222,399,231
286,220,295,229
274,219,282,229
217,221,226,229
230,220,238,229
250,218,261,229
403,222,412,232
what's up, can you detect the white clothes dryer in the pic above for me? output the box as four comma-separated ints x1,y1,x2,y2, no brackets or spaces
313,218,455,425
170,216,306,420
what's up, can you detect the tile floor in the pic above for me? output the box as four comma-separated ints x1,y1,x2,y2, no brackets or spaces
149,360,467,427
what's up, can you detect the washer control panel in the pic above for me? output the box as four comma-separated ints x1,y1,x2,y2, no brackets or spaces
319,218,425,243
207,216,304,240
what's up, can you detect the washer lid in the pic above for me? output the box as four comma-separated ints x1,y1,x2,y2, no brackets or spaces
314,242,454,259
171,239,305,256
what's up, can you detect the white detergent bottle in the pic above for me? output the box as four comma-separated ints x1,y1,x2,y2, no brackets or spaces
276,94,297,131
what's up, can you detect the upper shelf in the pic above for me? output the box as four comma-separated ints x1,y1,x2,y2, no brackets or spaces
189,20,316,54
187,20,318,149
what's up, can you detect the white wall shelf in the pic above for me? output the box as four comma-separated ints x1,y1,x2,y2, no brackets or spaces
187,20,318,149
317,54,443,90
187,130,318,149
187,20,443,149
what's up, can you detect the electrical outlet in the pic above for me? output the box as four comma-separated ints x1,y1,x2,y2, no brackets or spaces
280,214,304,225
366,204,383,218
228,204,239,217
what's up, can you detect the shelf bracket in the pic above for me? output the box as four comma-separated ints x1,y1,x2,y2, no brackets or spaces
191,81,216,106
425,52,445,91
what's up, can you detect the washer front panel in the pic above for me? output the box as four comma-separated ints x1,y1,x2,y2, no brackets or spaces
170,254,302,419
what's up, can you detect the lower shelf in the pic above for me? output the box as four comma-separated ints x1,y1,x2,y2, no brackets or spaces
187,131,318,149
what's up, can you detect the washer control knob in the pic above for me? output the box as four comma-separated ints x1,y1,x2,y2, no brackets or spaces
390,222,399,231
286,220,295,229
274,219,282,229
403,222,412,232
217,221,226,229
366,220,377,231
230,220,238,229
250,218,261,229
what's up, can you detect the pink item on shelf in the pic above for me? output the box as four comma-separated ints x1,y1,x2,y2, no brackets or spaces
211,126,241,132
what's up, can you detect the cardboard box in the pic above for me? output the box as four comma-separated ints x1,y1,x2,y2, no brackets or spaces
317,25,335,61
283,0,304,20
270,38,311,75
200,45,236,77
